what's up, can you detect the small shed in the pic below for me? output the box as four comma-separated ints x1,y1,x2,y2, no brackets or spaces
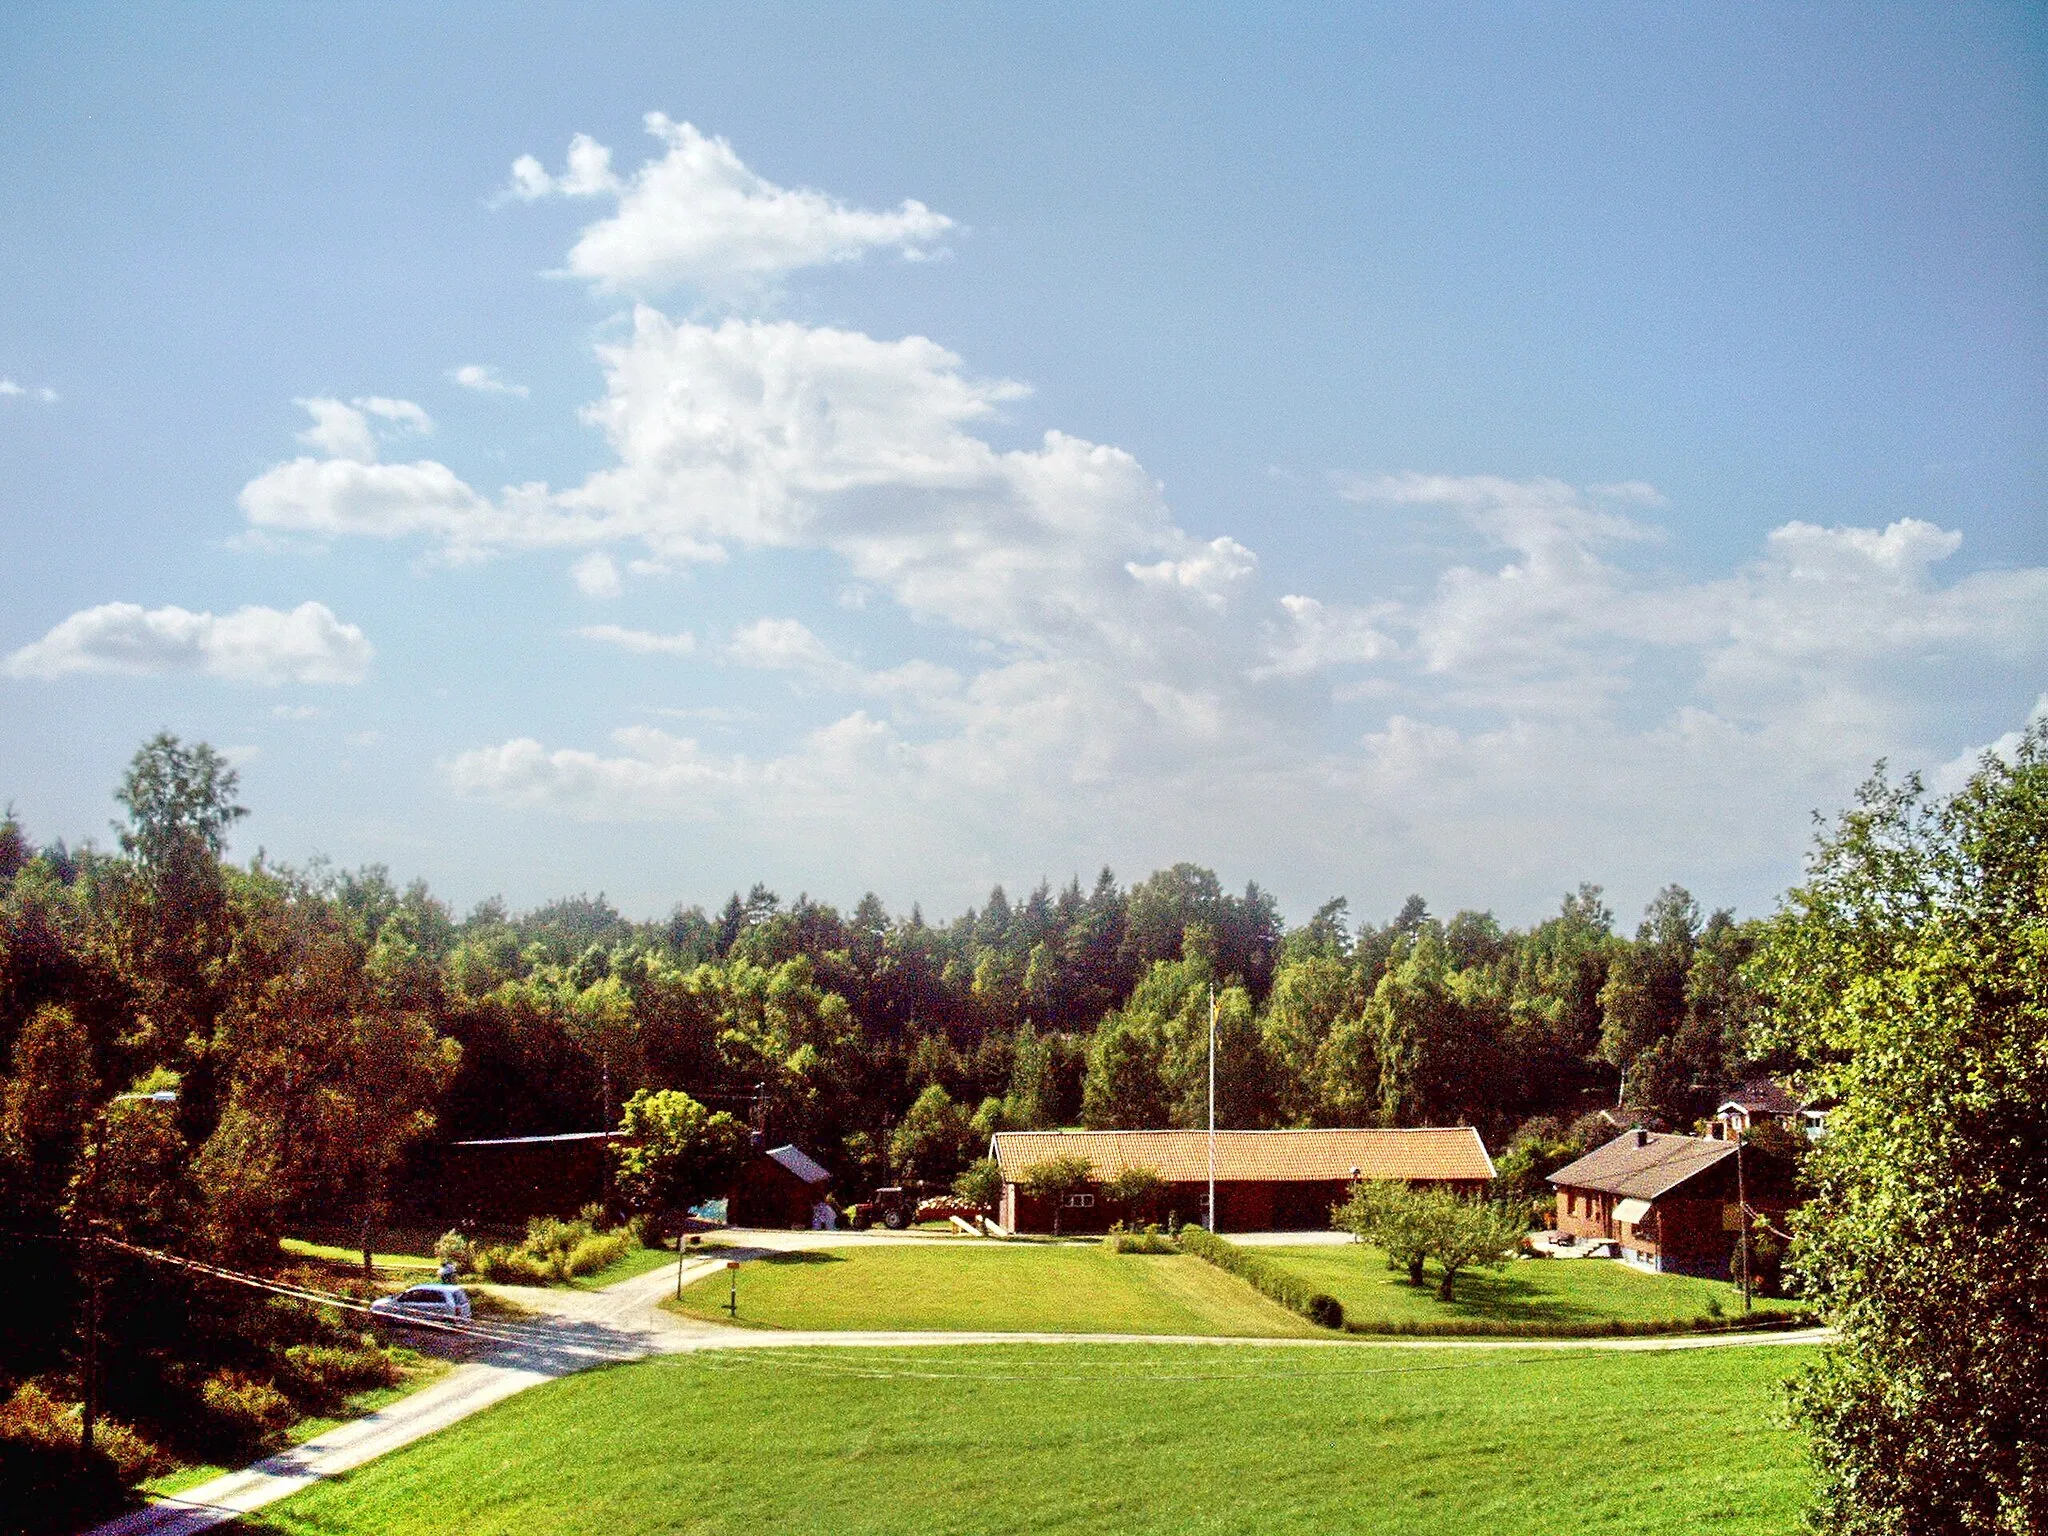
726,1143,833,1229
988,1127,1496,1235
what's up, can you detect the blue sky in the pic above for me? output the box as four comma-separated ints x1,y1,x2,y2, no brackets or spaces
3,4,2043,928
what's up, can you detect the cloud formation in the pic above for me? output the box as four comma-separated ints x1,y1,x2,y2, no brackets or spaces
450,364,528,397
238,118,2048,915
576,624,697,656
506,114,953,296
6,601,373,685
1,379,60,403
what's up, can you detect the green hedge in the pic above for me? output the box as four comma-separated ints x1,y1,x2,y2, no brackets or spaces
1341,1308,1819,1339
1177,1227,1345,1330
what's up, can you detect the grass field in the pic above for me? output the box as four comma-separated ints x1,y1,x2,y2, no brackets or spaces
565,1244,678,1290
669,1245,1319,1336
1262,1244,1807,1332
243,1341,1816,1535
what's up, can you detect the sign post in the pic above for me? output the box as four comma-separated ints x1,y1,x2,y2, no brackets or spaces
726,1259,740,1318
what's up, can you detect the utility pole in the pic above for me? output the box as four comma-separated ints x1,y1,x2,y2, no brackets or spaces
1206,985,1217,1232
1735,1129,1752,1314
79,1089,178,1458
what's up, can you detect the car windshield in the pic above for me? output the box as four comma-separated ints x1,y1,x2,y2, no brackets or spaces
400,1289,442,1303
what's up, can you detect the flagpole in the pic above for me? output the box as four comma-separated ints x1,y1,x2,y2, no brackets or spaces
1207,984,1217,1232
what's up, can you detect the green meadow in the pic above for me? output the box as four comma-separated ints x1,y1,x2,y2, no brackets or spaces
1259,1243,1809,1332
668,1244,1318,1336
244,1341,1816,1536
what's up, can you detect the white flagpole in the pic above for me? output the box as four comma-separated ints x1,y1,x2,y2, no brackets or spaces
1207,984,1217,1231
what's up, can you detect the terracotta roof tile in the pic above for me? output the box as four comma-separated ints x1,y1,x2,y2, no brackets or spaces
1547,1130,1736,1201
989,1127,1494,1184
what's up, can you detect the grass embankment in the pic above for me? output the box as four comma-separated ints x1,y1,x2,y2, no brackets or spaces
669,1244,1318,1336
1262,1244,1809,1334
245,1342,1816,1535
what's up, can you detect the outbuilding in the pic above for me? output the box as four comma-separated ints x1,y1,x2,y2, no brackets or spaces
726,1142,834,1229
988,1126,1495,1235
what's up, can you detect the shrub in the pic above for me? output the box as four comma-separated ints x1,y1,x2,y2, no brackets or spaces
198,1370,297,1457
1104,1223,1176,1255
282,1344,400,1406
432,1230,471,1268
0,1380,170,1535
563,1231,629,1278
475,1245,554,1285
1177,1226,1344,1331
577,1201,612,1232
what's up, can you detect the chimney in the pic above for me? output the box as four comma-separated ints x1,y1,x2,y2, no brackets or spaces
1634,1128,1650,1149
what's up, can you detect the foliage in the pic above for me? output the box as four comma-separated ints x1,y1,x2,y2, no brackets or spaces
1104,1222,1176,1254
950,1156,1002,1211
611,1088,751,1217
0,1379,169,1535
0,730,1833,1511
887,1083,975,1184
1333,1180,1526,1300
1101,1163,1166,1223
1751,732,2048,1535
1176,1225,1344,1329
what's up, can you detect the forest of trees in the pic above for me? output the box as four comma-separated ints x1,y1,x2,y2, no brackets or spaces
0,731,1786,1265
5,729,2042,1533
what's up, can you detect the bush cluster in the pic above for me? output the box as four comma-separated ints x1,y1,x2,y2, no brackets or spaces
280,1343,401,1409
472,1215,629,1285
1176,1227,1345,1330
0,1380,171,1535
197,1370,298,1458
1103,1222,1176,1254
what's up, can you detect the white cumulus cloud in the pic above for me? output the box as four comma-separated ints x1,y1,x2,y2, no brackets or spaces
450,364,529,397
1,379,60,403
6,601,373,686
508,113,954,296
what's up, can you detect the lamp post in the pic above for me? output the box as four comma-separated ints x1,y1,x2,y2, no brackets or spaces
1206,986,1217,1233
80,1089,178,1459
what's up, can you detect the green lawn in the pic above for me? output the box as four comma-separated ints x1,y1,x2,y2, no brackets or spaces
243,1342,1816,1535
669,1244,1318,1336
280,1235,439,1273
564,1244,679,1290
1263,1244,1808,1332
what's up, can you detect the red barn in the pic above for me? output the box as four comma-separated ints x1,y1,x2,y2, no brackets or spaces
989,1127,1495,1235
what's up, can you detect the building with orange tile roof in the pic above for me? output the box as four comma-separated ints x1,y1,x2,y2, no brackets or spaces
988,1126,1495,1234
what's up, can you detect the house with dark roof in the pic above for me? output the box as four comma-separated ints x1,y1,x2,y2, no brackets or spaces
1712,1078,1829,1140
988,1127,1495,1235
1548,1128,1784,1278
727,1142,834,1229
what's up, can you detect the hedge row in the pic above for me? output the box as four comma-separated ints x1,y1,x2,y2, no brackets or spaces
1341,1308,1820,1339
1176,1226,1345,1330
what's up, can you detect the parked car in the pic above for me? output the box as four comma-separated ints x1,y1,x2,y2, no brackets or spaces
370,1284,472,1323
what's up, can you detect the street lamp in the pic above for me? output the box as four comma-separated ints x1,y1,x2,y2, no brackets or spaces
80,1090,178,1458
